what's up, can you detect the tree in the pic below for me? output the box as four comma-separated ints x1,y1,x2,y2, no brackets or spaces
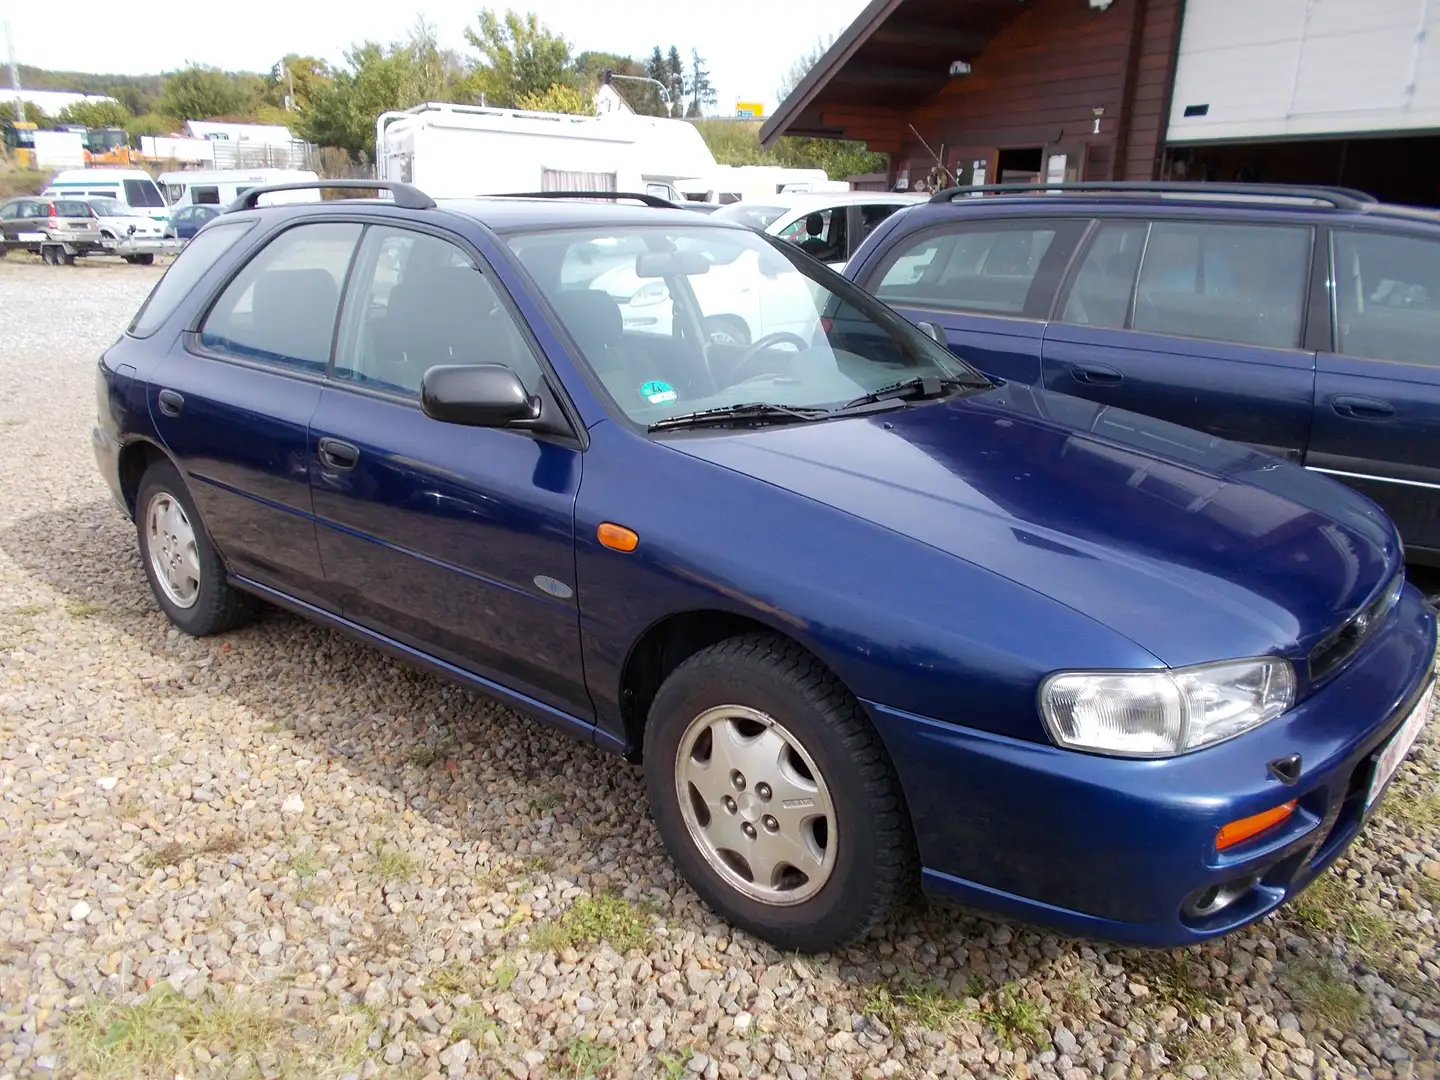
693,118,887,179
465,8,574,108
157,64,254,122
107,84,148,115
516,82,592,115
573,51,658,114
686,49,715,118
57,100,132,128
20,102,51,126
267,55,333,113
777,35,835,104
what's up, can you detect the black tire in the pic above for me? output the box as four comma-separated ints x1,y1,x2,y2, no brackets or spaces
59,250,76,266
135,459,259,636
134,253,154,266
121,255,136,265
703,315,751,346
644,633,917,953
40,246,55,266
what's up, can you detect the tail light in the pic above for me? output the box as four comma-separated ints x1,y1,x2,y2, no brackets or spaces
47,204,57,229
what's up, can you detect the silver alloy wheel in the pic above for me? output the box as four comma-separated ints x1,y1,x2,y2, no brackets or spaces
145,491,201,609
674,705,837,905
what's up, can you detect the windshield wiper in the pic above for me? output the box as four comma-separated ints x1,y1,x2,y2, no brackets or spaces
839,374,984,411
648,401,829,432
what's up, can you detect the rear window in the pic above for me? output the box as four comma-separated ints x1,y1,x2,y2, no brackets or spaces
54,201,92,217
129,221,254,338
122,178,166,208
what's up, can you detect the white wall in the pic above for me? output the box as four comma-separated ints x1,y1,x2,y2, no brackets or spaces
1168,0,1440,143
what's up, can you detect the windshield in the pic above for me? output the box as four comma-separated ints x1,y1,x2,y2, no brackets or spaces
87,198,128,217
505,223,982,427
712,204,788,230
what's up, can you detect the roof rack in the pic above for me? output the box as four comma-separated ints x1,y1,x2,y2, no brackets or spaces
926,181,1378,211
228,180,436,212
491,190,679,208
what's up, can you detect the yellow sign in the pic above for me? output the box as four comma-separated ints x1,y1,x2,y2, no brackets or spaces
735,102,765,118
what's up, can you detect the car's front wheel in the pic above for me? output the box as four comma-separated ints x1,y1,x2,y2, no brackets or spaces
645,634,916,953
135,459,259,636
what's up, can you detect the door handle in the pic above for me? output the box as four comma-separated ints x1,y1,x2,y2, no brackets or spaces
156,388,184,417
1071,363,1123,386
1331,395,1394,421
318,437,360,471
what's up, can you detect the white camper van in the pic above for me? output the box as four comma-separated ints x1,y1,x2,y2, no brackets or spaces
158,169,321,209
375,102,717,203
42,169,169,221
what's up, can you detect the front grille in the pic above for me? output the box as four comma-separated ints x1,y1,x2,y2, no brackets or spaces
1309,570,1404,682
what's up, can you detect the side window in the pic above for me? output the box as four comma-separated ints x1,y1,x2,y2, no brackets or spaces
1061,222,1147,328
0,201,20,220
199,222,361,372
122,178,166,208
778,209,848,262
193,186,221,205
868,221,1072,317
1333,231,1440,365
130,221,256,337
858,203,903,243
334,226,542,398
1133,222,1311,349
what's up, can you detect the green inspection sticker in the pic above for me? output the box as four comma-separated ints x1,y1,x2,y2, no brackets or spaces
639,379,678,405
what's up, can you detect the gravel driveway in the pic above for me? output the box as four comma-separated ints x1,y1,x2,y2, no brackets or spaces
0,257,1437,1080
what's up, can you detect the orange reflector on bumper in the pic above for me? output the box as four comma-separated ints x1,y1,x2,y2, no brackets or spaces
598,522,639,552
1216,800,1297,851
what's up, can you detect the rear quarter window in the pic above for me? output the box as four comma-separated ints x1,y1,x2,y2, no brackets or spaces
129,221,255,338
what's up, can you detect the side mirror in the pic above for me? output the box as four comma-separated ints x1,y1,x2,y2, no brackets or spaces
917,321,947,347
421,364,540,427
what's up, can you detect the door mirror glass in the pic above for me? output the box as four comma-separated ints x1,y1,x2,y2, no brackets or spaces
421,364,541,427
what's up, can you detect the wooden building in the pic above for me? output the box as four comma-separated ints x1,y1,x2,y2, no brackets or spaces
761,0,1440,207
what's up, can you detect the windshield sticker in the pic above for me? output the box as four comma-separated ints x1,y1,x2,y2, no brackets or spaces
639,380,677,405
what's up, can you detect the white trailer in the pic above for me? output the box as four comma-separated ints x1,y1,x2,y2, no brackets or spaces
675,164,843,204
375,102,718,203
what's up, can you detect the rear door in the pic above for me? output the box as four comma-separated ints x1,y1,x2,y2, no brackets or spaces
1041,217,1317,461
856,216,1088,385
1308,226,1440,560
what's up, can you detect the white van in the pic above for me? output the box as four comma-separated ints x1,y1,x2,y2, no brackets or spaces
157,169,321,210
42,169,169,221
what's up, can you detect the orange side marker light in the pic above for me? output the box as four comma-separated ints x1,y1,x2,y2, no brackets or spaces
1216,800,1297,851
598,522,639,552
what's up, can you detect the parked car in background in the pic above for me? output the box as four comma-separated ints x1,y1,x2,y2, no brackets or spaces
165,204,222,241
158,168,321,211
84,197,180,264
42,168,169,221
0,196,103,264
95,180,1435,954
713,191,926,269
845,182,1440,566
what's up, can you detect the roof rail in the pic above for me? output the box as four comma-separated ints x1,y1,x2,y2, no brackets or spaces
926,181,1378,211
491,190,679,208
227,180,436,212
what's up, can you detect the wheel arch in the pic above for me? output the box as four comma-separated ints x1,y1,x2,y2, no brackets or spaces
117,437,173,515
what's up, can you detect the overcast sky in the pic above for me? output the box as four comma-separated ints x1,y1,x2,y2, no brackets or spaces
5,1,866,115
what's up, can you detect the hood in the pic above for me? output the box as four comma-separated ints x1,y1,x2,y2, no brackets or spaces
668,383,1402,669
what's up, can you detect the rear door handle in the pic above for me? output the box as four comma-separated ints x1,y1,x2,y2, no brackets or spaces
1331,395,1394,420
156,388,184,417
318,437,360,471
1071,363,1123,386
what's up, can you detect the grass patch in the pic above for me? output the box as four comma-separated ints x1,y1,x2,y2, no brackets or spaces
1284,960,1368,1029
1384,782,1440,830
655,1051,693,1080
973,984,1048,1050
450,1003,501,1046
863,982,968,1031
288,851,320,881
529,791,564,813
529,894,650,954
1289,872,1395,955
67,601,107,618
139,842,187,870
6,603,44,616
373,849,417,881
487,957,520,992
61,987,293,1079
557,1036,615,1078
1166,1028,1241,1078
1134,951,1224,1013
1417,875,1440,910
352,919,412,963
408,734,458,768
115,797,142,821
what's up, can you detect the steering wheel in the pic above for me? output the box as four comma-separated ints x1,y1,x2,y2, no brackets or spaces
727,332,812,385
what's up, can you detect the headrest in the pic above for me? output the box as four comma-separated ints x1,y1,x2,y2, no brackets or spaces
553,289,623,348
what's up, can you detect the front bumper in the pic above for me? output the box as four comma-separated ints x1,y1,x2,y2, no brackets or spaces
868,587,1437,946
102,236,182,256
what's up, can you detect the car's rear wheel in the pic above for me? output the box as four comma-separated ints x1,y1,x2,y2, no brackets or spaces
135,460,259,636
644,633,916,953
132,253,154,265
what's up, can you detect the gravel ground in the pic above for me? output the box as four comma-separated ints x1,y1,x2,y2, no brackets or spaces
0,255,1437,1080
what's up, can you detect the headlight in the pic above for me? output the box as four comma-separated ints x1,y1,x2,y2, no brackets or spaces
1040,658,1295,757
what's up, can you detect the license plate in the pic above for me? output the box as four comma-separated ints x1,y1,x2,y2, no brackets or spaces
1367,682,1433,809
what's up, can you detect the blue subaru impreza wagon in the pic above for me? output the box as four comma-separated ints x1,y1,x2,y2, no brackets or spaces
94,182,1436,953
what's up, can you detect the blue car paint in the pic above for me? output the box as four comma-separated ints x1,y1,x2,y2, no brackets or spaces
95,197,1438,947
844,195,1440,564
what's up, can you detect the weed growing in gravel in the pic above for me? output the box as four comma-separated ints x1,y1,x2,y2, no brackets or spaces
6,603,44,616
655,1050,692,1079
1417,875,1440,911
1165,1028,1241,1078
61,987,305,1079
424,961,472,1000
1290,872,1396,955
529,791,564,813
863,982,968,1031
449,1004,501,1046
557,1036,615,1078
114,797,142,821
1386,781,1440,830
353,919,412,962
488,957,520,991
973,983,1048,1050
373,848,418,881
66,601,106,618
288,851,320,880
139,841,187,869
1284,960,1368,1029
1133,950,1225,1013
529,893,651,953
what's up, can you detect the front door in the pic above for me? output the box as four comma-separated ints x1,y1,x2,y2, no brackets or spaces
1042,218,1317,461
1308,227,1440,560
149,220,360,607
308,223,590,718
